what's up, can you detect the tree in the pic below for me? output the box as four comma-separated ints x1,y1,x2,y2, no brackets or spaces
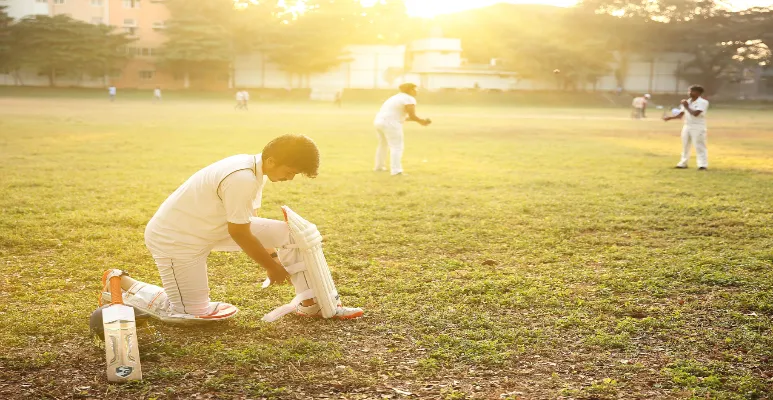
261,0,361,82
669,8,772,94
578,0,773,95
9,15,134,86
83,24,135,86
0,6,13,79
567,8,668,91
158,0,236,88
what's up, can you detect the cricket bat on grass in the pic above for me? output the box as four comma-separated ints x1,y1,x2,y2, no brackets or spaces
102,275,142,382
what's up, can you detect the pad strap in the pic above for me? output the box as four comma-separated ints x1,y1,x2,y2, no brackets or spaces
261,289,314,322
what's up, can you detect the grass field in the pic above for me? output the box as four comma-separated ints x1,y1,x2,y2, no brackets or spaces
1,95,772,400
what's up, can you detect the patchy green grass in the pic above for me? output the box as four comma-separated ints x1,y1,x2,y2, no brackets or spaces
1,96,772,399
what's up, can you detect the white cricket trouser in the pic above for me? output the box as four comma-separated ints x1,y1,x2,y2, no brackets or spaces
677,126,708,168
374,122,404,175
145,217,309,316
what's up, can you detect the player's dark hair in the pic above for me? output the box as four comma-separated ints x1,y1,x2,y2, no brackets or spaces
689,85,704,94
262,135,320,178
399,83,417,93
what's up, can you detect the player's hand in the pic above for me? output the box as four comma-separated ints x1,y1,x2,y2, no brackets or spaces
680,99,689,107
266,263,290,285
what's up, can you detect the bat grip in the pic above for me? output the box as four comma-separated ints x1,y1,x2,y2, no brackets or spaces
109,276,123,305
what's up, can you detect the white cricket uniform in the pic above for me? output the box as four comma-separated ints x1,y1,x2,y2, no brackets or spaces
374,92,417,175
676,97,709,168
154,88,161,100
632,97,646,109
144,154,300,316
235,91,244,102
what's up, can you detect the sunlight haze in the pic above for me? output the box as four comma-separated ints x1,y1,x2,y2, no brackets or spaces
359,0,773,18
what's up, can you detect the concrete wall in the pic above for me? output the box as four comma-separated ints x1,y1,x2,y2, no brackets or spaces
409,38,463,72
621,53,692,94
234,45,407,90
416,72,518,91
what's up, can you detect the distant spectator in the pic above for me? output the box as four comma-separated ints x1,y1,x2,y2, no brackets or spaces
153,86,162,102
334,91,342,108
242,90,250,110
108,85,116,102
631,93,650,119
235,90,245,110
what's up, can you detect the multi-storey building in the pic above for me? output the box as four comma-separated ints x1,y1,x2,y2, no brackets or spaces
1,0,178,89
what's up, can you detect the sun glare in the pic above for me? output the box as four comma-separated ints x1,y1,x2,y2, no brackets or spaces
240,0,773,18
360,0,579,18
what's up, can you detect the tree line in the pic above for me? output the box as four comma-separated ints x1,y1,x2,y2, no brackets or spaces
0,10,134,86
0,0,771,94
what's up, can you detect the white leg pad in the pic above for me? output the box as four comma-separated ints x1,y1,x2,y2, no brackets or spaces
102,277,238,325
261,206,341,322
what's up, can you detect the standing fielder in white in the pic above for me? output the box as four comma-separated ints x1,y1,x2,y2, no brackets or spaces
663,85,709,170
374,83,431,176
100,135,363,323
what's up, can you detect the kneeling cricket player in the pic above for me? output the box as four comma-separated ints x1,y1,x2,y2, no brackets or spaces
100,134,363,323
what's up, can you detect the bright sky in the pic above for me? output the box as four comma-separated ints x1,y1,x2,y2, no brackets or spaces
359,0,773,18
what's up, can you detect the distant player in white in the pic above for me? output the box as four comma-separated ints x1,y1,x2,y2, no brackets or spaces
663,85,709,170
242,90,250,110
108,85,117,102
631,93,650,119
373,83,431,176
234,90,245,110
153,86,162,102
104,135,363,322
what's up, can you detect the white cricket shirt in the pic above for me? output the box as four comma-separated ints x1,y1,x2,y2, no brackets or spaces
680,97,709,127
374,92,417,126
146,154,267,255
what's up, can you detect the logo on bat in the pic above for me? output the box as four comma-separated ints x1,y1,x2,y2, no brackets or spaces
115,366,134,378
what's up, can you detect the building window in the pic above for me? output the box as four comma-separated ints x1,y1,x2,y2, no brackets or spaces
53,0,65,4
123,27,136,35
36,0,48,3
123,0,140,8
139,70,154,80
91,0,103,6
152,21,166,30
123,18,136,26
91,17,103,24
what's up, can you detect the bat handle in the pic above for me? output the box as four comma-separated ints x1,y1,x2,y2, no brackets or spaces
109,276,123,305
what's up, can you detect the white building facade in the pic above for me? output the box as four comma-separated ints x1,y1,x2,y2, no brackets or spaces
0,0,49,20
233,37,694,95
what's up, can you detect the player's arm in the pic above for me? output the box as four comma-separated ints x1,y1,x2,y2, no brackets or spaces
663,111,684,121
228,223,289,284
221,172,289,284
680,100,703,117
405,104,431,126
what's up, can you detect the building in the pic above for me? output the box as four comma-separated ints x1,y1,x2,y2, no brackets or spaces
0,0,175,89
0,0,49,20
231,34,705,96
